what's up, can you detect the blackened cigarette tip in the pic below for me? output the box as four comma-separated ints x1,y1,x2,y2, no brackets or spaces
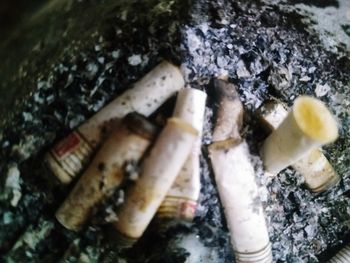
124,112,158,140
217,74,229,81
213,79,240,101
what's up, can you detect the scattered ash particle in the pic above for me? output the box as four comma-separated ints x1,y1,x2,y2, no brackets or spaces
128,54,143,66
3,165,22,207
124,160,140,181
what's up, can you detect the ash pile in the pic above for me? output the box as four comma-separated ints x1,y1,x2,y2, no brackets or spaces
0,0,350,262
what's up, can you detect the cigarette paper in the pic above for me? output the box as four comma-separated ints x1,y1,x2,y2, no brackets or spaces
56,113,158,231
209,140,272,263
45,61,184,184
260,96,339,176
258,100,340,192
212,79,243,142
113,118,198,244
157,88,207,220
329,243,350,263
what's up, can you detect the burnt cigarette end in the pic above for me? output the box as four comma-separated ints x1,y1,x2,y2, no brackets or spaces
213,79,240,101
212,79,244,142
124,112,159,140
98,162,106,172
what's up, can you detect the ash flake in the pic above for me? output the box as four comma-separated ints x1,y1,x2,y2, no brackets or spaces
33,92,44,104
128,54,142,66
315,83,331,97
236,60,251,78
85,62,99,80
111,50,121,59
22,112,33,122
5,166,22,207
97,57,105,64
299,75,311,82
3,212,13,225
94,45,101,52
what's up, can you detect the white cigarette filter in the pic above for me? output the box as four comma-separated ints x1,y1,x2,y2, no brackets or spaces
209,140,272,263
258,100,340,192
56,113,158,231
261,96,338,174
45,61,184,184
212,79,244,142
329,243,350,263
157,88,207,220
113,118,198,245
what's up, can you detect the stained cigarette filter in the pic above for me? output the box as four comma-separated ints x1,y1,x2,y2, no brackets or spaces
329,243,350,263
56,113,158,231
261,96,338,174
209,140,272,263
157,88,207,220
113,118,198,245
45,61,184,184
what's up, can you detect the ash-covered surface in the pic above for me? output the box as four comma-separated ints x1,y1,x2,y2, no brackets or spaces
261,0,350,54
0,0,350,262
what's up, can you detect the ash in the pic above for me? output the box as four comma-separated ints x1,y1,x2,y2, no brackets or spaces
0,0,350,262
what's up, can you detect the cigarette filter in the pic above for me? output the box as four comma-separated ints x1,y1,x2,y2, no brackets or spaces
45,61,184,184
157,88,207,220
259,99,340,191
56,113,158,231
209,140,272,263
261,96,338,174
329,243,350,263
113,118,198,245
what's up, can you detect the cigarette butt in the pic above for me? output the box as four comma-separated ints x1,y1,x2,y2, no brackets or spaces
209,140,272,263
158,88,207,220
212,79,243,142
209,79,272,262
56,113,158,231
113,118,198,243
293,149,340,192
258,100,289,131
329,243,350,263
261,96,338,174
45,61,184,184
258,99,340,192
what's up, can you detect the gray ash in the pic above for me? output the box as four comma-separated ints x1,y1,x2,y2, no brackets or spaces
0,0,350,262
